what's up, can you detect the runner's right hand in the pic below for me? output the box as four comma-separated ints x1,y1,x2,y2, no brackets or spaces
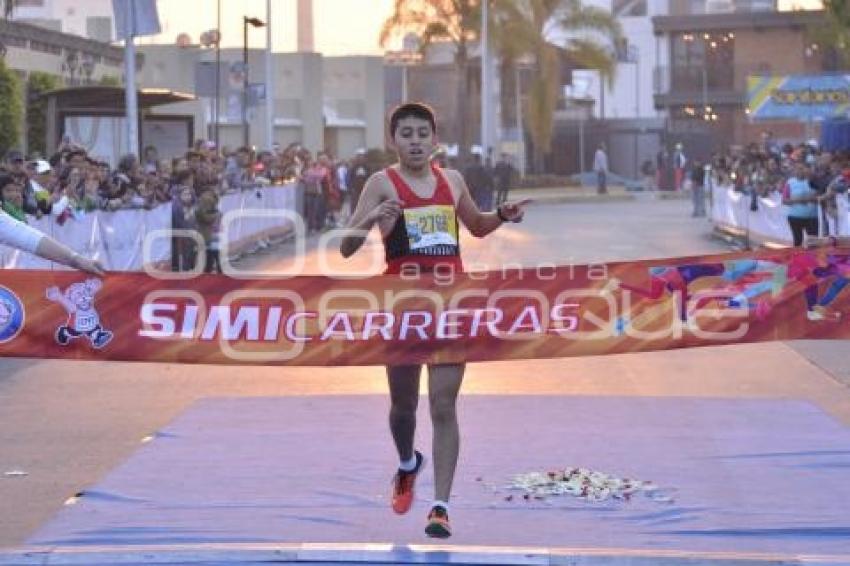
371,199,404,225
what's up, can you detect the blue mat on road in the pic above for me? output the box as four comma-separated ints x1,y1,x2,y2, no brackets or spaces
28,396,850,556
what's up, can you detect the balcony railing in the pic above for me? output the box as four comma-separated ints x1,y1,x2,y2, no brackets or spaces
654,63,781,95
669,0,779,16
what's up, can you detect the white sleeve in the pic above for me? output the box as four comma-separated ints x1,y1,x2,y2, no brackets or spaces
0,211,45,254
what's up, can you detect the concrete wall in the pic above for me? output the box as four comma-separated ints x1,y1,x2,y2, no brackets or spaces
14,0,114,40
135,45,387,155
324,55,386,153
135,45,206,142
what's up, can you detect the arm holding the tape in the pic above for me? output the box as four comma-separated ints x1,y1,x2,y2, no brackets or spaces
0,210,104,275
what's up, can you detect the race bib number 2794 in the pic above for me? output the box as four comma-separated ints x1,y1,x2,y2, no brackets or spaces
403,205,458,250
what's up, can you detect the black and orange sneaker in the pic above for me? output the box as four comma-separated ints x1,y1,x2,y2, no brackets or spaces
425,505,451,538
391,450,424,515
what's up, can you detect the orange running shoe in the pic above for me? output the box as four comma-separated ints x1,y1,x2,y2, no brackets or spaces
391,450,424,515
425,505,451,538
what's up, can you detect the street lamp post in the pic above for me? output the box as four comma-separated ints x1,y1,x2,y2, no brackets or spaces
215,0,221,148
243,16,265,147
632,45,640,180
200,29,221,142
481,0,490,159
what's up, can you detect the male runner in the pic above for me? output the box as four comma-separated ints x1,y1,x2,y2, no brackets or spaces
340,103,528,538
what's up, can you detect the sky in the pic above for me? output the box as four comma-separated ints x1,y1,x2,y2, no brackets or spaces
777,0,823,9
145,0,825,56
143,0,397,55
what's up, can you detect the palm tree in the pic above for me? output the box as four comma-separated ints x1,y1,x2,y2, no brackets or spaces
380,0,480,163
492,0,622,172
808,1,850,68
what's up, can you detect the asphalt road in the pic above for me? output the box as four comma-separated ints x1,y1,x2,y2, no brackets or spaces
1,195,848,549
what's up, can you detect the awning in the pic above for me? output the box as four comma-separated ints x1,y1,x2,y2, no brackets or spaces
40,86,196,111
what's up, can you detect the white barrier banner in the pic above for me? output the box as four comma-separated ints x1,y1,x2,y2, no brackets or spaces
709,183,850,245
0,184,297,271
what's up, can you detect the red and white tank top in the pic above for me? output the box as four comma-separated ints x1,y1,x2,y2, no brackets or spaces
382,165,463,274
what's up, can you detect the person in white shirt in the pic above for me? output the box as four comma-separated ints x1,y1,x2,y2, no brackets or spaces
593,142,608,195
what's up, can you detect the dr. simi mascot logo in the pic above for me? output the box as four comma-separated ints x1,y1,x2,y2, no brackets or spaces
46,279,113,349
0,286,25,344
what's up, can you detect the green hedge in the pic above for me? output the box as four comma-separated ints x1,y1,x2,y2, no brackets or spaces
0,59,23,157
26,71,61,157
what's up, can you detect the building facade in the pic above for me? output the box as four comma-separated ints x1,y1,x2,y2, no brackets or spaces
652,0,829,158
137,44,385,158
11,0,115,41
0,18,139,153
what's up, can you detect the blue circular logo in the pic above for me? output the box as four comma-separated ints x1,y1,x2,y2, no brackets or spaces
0,286,25,344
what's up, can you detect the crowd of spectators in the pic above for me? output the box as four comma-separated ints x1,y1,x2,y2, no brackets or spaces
705,133,850,244
0,139,383,271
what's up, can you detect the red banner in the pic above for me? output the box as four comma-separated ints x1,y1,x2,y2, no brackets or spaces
1,247,849,366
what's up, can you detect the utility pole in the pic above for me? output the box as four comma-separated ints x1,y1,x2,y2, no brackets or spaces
265,0,274,150
124,2,138,157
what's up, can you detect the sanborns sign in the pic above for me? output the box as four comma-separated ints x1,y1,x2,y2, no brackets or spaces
748,74,850,121
1,247,849,366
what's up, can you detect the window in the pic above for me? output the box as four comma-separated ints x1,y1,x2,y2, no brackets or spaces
671,32,735,91
3,36,27,48
29,40,61,55
613,0,647,17
15,0,45,6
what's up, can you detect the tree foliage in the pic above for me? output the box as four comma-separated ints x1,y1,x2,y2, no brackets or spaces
26,71,61,157
493,0,621,168
381,0,482,162
380,0,621,171
0,58,23,157
809,0,850,68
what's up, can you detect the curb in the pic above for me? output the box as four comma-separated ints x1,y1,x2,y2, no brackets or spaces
1,543,848,566
511,191,636,205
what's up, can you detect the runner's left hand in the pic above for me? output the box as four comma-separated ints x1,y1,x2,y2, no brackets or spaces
499,198,532,223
